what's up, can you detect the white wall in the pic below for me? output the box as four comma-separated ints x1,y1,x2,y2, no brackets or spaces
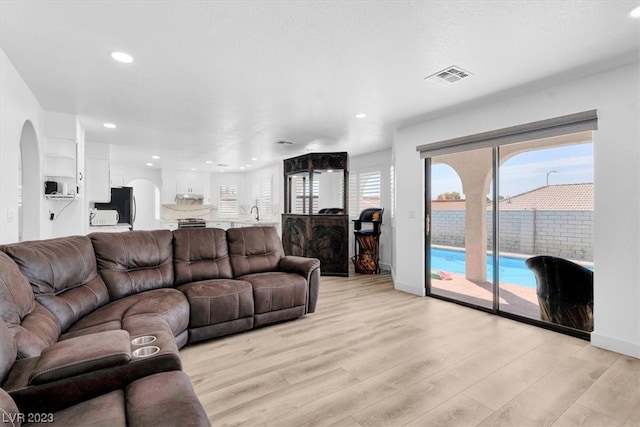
394,62,640,357
0,49,44,244
349,149,393,270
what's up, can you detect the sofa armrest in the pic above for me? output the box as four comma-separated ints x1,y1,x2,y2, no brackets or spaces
29,330,131,385
279,256,321,313
279,256,320,278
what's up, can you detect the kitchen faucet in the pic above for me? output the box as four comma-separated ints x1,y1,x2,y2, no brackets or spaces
250,205,260,222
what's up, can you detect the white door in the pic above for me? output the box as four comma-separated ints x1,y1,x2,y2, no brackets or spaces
128,179,160,230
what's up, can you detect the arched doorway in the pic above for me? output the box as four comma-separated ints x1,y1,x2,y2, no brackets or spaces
19,121,40,241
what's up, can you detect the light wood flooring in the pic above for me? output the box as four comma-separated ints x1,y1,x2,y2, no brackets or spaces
180,271,640,426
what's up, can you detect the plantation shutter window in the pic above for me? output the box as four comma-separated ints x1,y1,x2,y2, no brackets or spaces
350,169,381,216
219,184,238,217
251,180,272,218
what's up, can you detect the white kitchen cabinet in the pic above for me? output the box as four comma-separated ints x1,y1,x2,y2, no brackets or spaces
161,171,211,205
161,221,178,231
86,157,110,202
206,221,230,230
176,179,204,195
110,174,125,187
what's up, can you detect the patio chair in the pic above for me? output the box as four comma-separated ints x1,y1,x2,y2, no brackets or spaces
525,255,594,331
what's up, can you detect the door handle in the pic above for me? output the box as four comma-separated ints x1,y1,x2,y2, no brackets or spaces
426,214,430,236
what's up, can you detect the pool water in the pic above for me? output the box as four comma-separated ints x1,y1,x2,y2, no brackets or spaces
430,248,538,287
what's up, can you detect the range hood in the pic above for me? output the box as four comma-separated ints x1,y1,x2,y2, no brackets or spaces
175,193,204,204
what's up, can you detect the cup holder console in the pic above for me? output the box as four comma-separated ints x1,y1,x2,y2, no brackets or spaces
132,346,160,358
131,335,157,345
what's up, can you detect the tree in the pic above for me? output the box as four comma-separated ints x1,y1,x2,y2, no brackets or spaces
437,191,461,200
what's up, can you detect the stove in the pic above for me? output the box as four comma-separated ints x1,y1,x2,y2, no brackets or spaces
177,218,207,229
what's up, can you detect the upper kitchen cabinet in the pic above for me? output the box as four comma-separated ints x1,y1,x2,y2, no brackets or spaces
176,179,204,196
161,170,211,204
85,143,111,202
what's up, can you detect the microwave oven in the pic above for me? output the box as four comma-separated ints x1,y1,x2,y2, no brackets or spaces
90,209,119,226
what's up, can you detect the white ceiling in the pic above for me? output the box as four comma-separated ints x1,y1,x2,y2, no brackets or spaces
1,1,639,172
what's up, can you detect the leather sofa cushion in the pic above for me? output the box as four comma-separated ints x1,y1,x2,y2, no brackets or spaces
37,389,127,427
29,330,131,385
10,303,61,359
178,279,253,327
173,228,233,285
91,230,174,300
3,236,110,332
0,252,35,327
64,288,189,339
126,371,210,427
19,370,210,427
239,272,307,314
227,227,284,277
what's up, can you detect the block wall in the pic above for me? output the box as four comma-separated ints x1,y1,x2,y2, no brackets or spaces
432,210,593,261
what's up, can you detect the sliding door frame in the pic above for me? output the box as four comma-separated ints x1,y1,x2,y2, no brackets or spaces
420,111,597,340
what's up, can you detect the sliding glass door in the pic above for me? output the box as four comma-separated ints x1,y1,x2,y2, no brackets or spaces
427,147,494,311
497,137,594,331
426,132,594,334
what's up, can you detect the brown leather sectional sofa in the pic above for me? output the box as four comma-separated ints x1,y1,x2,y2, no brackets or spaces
0,226,320,426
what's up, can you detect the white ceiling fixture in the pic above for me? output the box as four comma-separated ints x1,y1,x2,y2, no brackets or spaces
355,113,367,119
103,123,116,129
425,65,472,87
630,5,640,17
110,51,134,63
251,157,258,161
146,162,153,166
151,155,160,159
205,160,213,164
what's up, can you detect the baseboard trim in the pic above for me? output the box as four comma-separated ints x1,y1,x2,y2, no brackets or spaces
394,283,425,297
591,333,640,359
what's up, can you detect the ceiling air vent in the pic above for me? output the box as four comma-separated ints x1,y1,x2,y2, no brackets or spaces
425,65,472,87
275,140,294,145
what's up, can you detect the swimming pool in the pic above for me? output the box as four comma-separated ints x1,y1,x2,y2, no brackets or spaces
430,248,538,288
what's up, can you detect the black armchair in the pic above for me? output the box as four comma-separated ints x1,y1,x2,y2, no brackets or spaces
525,255,594,331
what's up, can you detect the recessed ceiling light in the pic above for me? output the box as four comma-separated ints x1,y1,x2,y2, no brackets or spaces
111,51,134,63
205,160,213,164
103,123,116,129
246,164,252,168
146,163,153,167
251,157,258,161
355,113,367,119
630,5,640,18
190,168,196,171
219,169,225,173
151,155,160,160
240,167,246,170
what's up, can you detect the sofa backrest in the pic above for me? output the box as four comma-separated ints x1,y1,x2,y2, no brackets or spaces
226,226,284,277
173,228,233,285
3,236,109,335
90,230,174,300
0,252,60,358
